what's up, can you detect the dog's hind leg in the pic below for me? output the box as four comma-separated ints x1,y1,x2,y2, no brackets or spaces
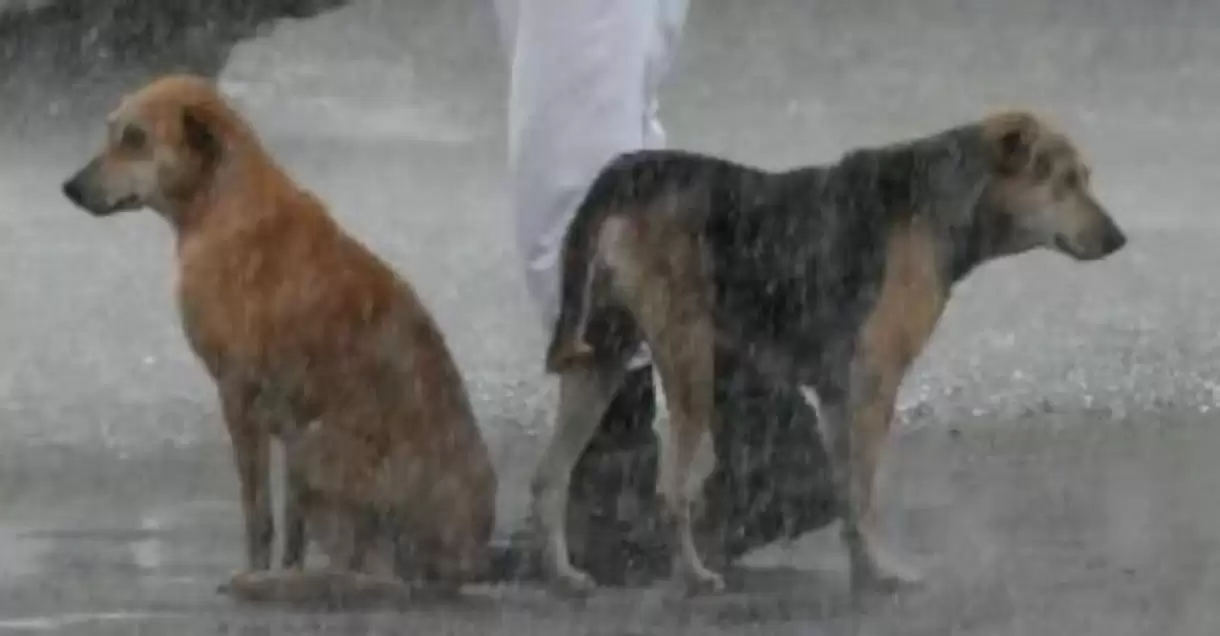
644,310,723,595
531,359,628,595
344,507,379,572
600,214,723,594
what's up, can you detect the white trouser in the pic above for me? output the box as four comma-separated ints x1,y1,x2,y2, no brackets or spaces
493,0,689,334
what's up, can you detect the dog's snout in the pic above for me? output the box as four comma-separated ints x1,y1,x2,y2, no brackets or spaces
61,177,85,207
1099,218,1127,256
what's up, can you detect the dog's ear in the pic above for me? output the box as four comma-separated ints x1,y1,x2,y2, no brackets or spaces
984,111,1041,176
182,107,221,168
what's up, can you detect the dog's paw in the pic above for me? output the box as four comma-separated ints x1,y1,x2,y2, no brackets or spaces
677,563,726,597
545,340,595,372
850,550,923,597
550,566,598,598
217,570,267,597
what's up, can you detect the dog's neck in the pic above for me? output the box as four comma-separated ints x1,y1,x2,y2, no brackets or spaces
863,126,998,285
160,142,291,240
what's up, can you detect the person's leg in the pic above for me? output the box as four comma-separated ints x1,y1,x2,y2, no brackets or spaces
490,0,835,586
498,0,688,330
489,0,687,584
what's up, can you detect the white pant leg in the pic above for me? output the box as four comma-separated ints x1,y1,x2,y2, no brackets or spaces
494,0,689,330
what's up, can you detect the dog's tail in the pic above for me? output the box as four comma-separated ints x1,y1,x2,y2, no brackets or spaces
544,173,622,374
218,570,413,609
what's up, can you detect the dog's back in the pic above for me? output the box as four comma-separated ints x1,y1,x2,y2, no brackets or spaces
546,143,933,372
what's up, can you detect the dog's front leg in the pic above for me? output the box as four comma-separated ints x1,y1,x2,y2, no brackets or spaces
819,365,920,597
221,388,275,572
279,423,311,570
280,469,307,569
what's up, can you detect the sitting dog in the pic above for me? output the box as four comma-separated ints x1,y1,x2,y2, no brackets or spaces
536,110,1127,595
61,74,497,600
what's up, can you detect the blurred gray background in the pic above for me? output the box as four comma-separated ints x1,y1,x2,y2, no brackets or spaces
0,1,1219,634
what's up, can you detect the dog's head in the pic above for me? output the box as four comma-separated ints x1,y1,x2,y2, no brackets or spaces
976,110,1126,261
61,74,223,218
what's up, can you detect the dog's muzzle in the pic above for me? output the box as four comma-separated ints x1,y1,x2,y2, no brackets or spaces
1057,214,1128,261
61,176,87,209
61,162,135,216
1097,218,1127,256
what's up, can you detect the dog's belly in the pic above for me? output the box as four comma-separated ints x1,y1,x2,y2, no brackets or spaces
712,292,848,382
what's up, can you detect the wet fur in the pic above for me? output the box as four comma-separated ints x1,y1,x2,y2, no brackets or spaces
536,111,1126,595
60,74,497,599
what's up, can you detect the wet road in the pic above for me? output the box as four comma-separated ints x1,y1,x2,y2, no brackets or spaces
3,0,1220,633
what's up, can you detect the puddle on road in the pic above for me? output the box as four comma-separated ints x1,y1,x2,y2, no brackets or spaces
2,498,239,590
0,611,169,631
0,521,48,579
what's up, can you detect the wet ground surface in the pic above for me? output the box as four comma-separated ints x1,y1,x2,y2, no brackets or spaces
3,0,1220,633
3,409,1220,635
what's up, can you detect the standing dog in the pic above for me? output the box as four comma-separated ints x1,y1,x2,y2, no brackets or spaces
536,111,1127,595
60,74,497,599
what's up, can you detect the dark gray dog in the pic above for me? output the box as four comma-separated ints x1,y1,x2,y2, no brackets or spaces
538,110,1126,596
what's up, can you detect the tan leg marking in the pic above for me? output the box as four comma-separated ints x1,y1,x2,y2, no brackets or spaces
220,387,275,573
603,210,725,595
845,219,948,594
530,361,627,595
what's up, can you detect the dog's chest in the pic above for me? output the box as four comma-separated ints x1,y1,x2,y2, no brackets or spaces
174,232,403,395
175,241,295,375
854,224,948,373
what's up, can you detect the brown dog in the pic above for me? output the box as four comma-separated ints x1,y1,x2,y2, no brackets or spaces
537,110,1127,596
60,74,497,598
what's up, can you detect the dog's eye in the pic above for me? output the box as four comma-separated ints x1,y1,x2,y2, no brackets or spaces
1062,170,1080,190
120,126,146,151
1033,155,1052,180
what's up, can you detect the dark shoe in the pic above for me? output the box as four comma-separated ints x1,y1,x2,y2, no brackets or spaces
701,346,837,561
